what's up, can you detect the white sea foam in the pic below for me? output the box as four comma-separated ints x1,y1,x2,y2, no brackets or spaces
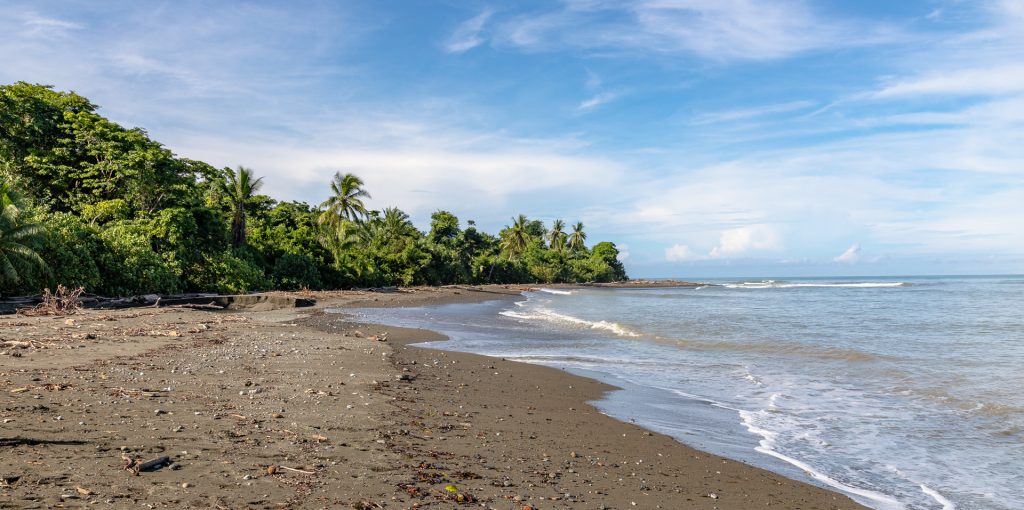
537,288,574,295
723,281,905,289
920,484,956,510
739,406,906,510
500,308,641,337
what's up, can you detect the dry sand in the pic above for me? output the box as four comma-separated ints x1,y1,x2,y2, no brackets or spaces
1,286,869,509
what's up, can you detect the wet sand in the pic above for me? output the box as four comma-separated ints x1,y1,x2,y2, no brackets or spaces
1,286,868,509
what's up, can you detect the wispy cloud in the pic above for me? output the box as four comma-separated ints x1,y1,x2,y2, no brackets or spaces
578,91,619,111
19,12,82,36
490,0,891,61
445,10,493,53
691,100,816,125
874,64,1024,98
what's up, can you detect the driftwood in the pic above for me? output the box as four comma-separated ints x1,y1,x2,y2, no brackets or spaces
1,340,36,349
138,456,171,472
16,286,83,316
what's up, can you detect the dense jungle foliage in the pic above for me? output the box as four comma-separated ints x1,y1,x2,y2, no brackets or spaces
0,83,627,296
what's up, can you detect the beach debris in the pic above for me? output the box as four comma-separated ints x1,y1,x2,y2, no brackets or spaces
16,285,84,316
278,466,315,475
121,454,140,474
74,486,93,496
708,492,719,499
139,456,172,472
1,340,38,349
121,454,171,475
266,465,279,476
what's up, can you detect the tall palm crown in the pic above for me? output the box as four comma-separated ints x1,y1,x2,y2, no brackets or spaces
501,214,530,261
568,221,587,252
319,172,370,226
0,204,45,286
220,166,264,247
377,207,415,242
547,219,566,252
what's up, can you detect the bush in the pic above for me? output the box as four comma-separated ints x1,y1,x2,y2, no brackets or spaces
186,251,270,294
272,253,321,290
97,222,180,296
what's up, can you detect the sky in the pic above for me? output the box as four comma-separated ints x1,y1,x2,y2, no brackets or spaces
1,0,1022,278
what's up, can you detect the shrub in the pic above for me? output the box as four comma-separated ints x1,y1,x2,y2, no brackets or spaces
186,251,270,294
272,253,321,290
97,222,179,296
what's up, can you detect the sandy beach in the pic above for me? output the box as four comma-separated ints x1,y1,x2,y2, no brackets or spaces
1,286,869,509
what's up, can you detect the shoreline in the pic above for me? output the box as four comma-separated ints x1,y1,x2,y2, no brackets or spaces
1,286,870,509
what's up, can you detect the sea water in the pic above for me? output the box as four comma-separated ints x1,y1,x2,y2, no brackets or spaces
339,276,1024,510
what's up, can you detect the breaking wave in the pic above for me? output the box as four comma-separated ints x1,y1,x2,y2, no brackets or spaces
500,309,641,337
537,288,574,295
723,280,906,289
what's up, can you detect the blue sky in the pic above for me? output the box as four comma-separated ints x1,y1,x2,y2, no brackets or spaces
2,0,1022,278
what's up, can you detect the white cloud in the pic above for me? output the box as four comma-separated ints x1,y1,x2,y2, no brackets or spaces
20,12,82,36
445,10,493,53
491,0,891,61
665,243,696,262
874,64,1024,98
691,100,816,125
578,91,619,111
709,225,782,257
833,243,862,263
171,119,629,229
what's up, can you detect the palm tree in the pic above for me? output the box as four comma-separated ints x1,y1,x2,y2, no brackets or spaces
568,221,587,252
318,220,371,281
547,219,566,253
0,204,45,287
0,180,23,211
220,166,264,248
377,207,414,243
319,172,370,226
501,214,530,261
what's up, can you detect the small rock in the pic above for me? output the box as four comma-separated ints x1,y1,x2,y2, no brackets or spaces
181,482,190,489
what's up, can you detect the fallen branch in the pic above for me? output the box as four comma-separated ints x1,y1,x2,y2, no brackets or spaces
138,456,171,472
16,285,84,316
1,340,36,349
279,466,315,475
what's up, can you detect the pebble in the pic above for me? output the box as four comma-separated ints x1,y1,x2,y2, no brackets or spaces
181,482,190,489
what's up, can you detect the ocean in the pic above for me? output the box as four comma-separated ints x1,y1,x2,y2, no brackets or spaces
339,275,1024,510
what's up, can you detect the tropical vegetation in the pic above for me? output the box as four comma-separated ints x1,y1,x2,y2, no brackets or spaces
0,82,627,296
